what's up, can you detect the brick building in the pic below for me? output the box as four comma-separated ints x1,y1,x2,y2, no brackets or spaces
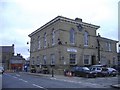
10,54,25,71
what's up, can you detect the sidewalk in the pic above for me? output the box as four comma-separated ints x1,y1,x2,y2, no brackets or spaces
111,84,120,89
21,72,119,88
22,72,74,80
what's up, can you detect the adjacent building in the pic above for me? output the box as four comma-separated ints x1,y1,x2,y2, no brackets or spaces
0,44,14,70
10,54,25,71
28,16,118,74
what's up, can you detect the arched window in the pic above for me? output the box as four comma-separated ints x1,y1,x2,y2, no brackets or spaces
52,30,55,45
84,31,89,46
70,29,75,44
44,32,47,47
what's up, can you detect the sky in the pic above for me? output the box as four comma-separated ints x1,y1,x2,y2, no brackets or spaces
0,0,119,59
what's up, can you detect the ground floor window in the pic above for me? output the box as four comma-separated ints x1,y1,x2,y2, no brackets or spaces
69,54,76,65
84,55,90,65
51,54,55,65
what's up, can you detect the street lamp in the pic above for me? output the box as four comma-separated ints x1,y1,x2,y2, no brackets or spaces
50,65,54,77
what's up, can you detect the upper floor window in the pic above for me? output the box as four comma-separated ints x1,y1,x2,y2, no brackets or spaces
106,42,112,51
70,29,75,44
44,32,47,47
52,30,55,45
84,31,89,46
108,43,111,51
38,40,41,49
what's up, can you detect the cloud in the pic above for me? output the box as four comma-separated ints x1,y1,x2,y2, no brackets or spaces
0,0,119,58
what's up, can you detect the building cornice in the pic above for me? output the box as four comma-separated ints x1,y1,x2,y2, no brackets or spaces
28,16,100,37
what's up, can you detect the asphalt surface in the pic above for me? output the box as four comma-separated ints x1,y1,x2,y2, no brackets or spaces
2,72,119,89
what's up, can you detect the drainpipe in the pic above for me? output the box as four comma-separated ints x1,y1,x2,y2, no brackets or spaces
97,33,101,64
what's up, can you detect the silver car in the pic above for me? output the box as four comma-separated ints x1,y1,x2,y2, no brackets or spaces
107,67,117,76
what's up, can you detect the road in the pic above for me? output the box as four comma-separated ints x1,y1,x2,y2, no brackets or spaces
2,72,119,89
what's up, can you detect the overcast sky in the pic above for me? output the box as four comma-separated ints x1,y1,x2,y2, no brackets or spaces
0,0,119,59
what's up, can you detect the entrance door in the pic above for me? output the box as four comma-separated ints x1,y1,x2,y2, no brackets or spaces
91,55,96,65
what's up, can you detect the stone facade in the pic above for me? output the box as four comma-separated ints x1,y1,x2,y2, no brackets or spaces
29,16,118,74
0,44,14,70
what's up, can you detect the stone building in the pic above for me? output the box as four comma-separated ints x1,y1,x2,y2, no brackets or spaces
28,16,118,74
0,44,14,70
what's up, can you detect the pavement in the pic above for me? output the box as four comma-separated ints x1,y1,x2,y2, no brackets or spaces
21,71,120,89
111,84,120,89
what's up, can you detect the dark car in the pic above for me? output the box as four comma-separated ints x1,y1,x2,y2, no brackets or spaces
70,66,96,78
89,66,108,77
30,66,36,73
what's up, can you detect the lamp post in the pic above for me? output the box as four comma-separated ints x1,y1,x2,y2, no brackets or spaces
50,65,54,77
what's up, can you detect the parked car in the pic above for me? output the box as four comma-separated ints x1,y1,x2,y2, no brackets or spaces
112,65,120,75
107,67,117,77
0,66,4,74
89,65,108,77
68,66,97,78
30,66,36,73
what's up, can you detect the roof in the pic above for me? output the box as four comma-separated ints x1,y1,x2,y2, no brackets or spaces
97,36,118,43
0,45,14,53
10,54,25,60
28,16,100,37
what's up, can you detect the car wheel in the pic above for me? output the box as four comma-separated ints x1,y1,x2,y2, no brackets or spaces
113,74,116,77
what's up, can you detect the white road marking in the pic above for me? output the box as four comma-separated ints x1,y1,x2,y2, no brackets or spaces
16,74,20,77
49,77,103,87
50,77,56,80
13,76,18,79
32,84,44,88
18,78,28,83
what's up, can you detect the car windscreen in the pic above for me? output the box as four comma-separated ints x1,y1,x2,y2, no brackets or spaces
82,67,90,71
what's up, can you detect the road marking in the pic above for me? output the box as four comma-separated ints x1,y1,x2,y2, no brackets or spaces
18,78,28,83
13,76,18,79
16,74,20,77
32,84,44,88
50,77,56,80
